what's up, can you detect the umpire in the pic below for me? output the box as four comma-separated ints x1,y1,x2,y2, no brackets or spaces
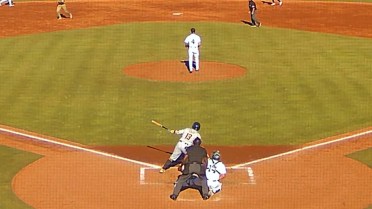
170,137,209,200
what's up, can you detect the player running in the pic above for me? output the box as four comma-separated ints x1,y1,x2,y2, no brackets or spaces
56,0,72,19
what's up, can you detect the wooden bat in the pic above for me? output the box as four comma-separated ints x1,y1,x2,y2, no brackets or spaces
147,146,173,155
151,120,172,132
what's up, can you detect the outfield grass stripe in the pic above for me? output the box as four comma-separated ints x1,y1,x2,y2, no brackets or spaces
0,22,371,145
1,75,33,120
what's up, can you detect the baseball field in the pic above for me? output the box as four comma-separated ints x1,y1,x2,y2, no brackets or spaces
0,0,371,208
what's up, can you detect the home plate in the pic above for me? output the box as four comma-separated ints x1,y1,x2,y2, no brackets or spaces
172,12,183,16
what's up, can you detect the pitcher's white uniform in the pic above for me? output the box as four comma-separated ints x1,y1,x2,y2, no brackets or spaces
206,158,227,194
184,28,201,72
169,128,201,161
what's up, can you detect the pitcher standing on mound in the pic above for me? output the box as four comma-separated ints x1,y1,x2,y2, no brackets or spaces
184,28,201,73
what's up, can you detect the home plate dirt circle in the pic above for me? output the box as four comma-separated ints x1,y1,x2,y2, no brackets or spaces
123,60,246,82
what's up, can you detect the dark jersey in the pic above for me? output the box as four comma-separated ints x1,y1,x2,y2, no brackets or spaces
249,0,257,13
186,145,207,163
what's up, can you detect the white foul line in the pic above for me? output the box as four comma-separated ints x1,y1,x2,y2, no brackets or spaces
1,126,370,172
0,127,161,169
231,129,372,168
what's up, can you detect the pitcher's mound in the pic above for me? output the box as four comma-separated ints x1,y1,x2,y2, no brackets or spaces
123,60,246,82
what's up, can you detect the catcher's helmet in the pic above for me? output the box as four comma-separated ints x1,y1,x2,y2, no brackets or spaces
193,137,202,146
192,122,201,131
211,150,221,161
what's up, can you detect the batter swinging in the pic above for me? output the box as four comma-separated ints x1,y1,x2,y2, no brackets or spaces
184,28,201,73
160,122,201,173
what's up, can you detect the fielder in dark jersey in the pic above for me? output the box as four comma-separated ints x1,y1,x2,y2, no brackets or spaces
248,0,261,27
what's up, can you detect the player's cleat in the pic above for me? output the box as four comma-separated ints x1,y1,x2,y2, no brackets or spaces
9,4,14,6
279,1,283,5
270,2,275,5
202,195,210,200
170,194,178,200
159,168,165,173
208,190,214,197
257,23,262,27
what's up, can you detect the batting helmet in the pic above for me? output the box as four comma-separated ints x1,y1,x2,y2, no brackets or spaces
192,122,200,131
193,137,202,146
211,150,221,161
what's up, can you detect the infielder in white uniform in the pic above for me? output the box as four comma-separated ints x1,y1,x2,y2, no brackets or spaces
184,28,201,73
160,122,201,173
206,150,227,195
0,0,14,7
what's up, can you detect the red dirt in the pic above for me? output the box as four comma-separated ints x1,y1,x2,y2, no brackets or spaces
1,126,372,209
1,0,372,208
92,145,297,165
124,61,246,82
1,0,372,38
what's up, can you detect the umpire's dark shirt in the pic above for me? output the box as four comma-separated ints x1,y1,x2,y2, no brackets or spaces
186,145,207,164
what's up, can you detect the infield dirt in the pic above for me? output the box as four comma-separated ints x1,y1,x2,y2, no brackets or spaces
0,0,371,208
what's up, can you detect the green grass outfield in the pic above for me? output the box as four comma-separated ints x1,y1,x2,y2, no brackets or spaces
0,146,41,209
346,147,372,204
347,148,372,168
0,22,371,146
1,3,371,208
